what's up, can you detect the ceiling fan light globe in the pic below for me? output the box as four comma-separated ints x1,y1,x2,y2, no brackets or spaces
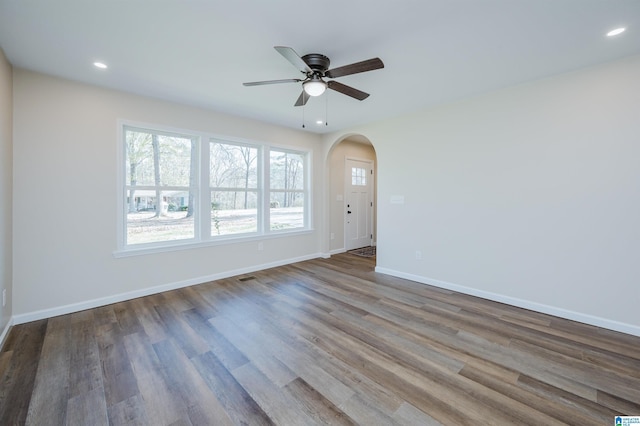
303,80,327,97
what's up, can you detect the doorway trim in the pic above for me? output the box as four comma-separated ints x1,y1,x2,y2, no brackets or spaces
323,133,377,258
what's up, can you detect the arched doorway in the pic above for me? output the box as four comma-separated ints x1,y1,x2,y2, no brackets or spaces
326,134,377,258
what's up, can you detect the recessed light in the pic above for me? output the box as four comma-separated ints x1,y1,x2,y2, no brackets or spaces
316,120,323,125
606,27,626,37
93,62,108,69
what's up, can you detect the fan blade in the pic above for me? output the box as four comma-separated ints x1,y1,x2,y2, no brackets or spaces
326,58,384,79
243,78,302,86
294,91,310,107
275,46,312,74
327,81,369,101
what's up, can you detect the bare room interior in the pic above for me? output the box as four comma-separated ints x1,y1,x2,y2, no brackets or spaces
1,1,639,425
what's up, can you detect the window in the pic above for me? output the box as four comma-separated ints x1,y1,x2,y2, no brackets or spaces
119,123,310,253
352,167,367,186
124,126,197,246
269,149,307,231
210,141,259,236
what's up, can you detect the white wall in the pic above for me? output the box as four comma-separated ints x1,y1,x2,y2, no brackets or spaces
0,48,12,341
328,139,377,253
323,55,640,336
12,70,324,320
11,54,640,335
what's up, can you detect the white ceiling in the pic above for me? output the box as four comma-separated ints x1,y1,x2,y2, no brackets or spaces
1,1,639,133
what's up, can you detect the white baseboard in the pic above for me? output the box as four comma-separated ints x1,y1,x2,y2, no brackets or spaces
329,248,347,256
13,253,325,325
375,266,640,338
0,317,14,350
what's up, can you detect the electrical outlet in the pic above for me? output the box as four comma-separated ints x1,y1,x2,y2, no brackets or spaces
258,242,264,251
415,250,422,260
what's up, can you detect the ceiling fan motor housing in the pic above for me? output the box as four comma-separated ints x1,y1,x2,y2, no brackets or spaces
302,53,330,75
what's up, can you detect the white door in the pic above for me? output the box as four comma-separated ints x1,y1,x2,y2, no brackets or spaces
345,158,373,250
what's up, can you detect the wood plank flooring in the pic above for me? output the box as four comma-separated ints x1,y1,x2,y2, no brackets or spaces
1,253,639,425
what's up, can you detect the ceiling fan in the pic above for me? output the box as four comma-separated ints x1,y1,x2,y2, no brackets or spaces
243,46,384,106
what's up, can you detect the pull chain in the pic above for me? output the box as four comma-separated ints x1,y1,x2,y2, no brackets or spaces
302,94,306,128
325,89,329,126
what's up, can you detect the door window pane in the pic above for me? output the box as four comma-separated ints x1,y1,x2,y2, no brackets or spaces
352,167,367,186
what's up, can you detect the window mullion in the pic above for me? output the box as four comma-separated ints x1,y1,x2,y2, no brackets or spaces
263,147,270,234
200,137,211,239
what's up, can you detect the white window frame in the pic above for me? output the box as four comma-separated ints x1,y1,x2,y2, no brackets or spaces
115,121,312,257
266,146,311,232
208,138,263,239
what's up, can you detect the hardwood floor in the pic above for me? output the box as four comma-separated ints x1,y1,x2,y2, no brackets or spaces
1,253,639,425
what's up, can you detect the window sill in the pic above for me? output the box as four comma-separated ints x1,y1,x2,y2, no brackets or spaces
113,228,315,258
